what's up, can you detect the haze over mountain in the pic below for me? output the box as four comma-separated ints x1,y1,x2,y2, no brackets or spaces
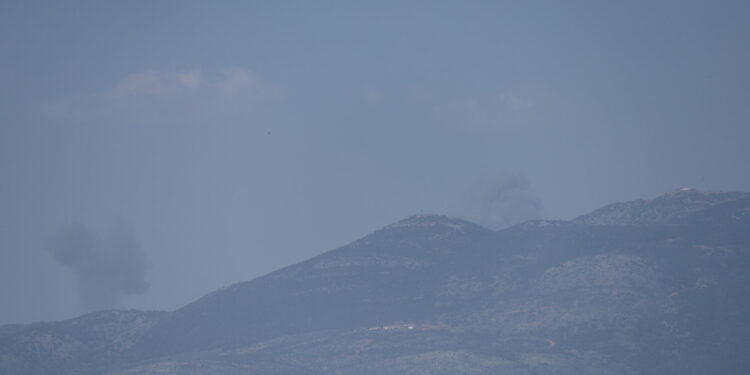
3,1,750,327
3,188,749,374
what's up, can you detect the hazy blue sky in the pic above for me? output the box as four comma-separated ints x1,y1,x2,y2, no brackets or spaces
2,1,749,324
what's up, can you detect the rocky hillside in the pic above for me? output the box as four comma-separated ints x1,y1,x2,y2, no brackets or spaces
0,310,167,375
2,190,750,374
572,187,750,225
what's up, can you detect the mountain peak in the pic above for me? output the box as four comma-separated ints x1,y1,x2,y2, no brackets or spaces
382,214,486,233
664,186,700,195
573,189,750,226
659,187,724,198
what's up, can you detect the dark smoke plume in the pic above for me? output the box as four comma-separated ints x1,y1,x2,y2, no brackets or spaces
47,218,150,311
464,172,544,230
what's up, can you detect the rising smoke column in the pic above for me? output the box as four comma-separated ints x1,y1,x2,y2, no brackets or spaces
464,172,544,230
48,218,150,311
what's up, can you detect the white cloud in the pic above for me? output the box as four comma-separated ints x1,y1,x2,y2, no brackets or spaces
177,70,203,89
421,81,555,134
110,67,279,98
504,93,532,112
214,67,258,95
43,67,282,123
502,83,548,112
111,70,202,97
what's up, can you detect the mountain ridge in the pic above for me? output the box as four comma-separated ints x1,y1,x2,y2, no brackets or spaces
573,188,750,226
2,189,750,374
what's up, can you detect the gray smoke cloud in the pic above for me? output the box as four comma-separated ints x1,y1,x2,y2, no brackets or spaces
47,218,150,311
463,172,544,230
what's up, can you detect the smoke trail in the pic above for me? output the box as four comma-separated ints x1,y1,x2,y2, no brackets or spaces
48,218,150,311
464,172,544,230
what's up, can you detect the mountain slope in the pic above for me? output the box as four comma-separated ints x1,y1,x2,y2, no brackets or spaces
136,215,495,356
0,310,167,375
2,190,750,374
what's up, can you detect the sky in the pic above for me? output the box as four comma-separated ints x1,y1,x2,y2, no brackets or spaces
1,0,749,324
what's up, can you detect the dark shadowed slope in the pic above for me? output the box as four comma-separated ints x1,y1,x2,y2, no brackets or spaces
2,190,750,374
